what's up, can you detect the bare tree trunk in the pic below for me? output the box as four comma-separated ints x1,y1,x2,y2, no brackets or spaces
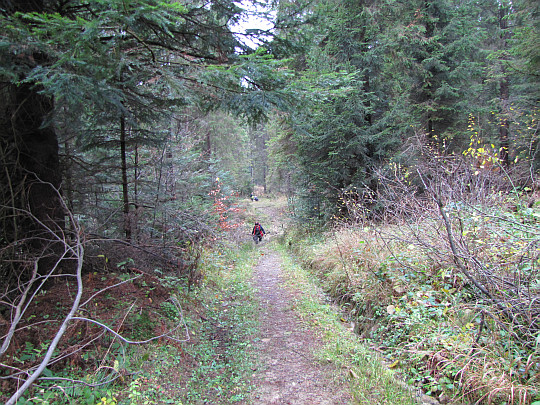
120,115,131,241
498,2,511,168
133,141,139,242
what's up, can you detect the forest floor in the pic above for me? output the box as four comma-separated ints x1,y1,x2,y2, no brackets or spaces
247,198,353,404
1,197,427,404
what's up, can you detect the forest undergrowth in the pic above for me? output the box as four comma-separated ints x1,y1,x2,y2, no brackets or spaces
284,185,539,405
2,186,538,405
0,235,262,405
0,192,262,404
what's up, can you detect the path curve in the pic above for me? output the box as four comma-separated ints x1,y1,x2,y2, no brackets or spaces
249,248,352,405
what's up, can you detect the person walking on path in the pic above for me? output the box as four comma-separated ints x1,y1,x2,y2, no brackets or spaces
252,221,265,244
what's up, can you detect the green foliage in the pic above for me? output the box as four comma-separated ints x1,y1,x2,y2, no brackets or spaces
128,310,156,340
159,301,180,321
206,50,296,124
96,393,118,405
8,372,123,405
113,243,259,404
127,377,158,405
267,0,539,221
179,245,259,402
1,0,294,246
13,341,52,365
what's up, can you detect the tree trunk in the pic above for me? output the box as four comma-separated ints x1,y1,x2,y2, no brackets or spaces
63,139,75,233
0,82,64,282
120,115,131,241
206,131,212,156
133,141,139,242
499,73,510,167
1,83,64,235
263,164,267,193
0,0,65,287
498,3,511,168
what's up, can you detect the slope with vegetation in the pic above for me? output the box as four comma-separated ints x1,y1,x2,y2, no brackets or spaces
0,208,260,404
284,155,539,404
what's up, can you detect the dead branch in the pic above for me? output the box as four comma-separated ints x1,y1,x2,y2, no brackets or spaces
6,209,85,405
1,181,191,403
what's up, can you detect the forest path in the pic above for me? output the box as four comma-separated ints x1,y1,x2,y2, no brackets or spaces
247,198,352,404
248,248,353,405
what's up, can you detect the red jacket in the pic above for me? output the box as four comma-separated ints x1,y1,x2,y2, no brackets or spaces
252,224,265,235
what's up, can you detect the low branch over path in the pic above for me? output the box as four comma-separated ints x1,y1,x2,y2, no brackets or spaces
249,249,353,404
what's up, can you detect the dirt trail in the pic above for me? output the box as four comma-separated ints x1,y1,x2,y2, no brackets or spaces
248,247,353,404
244,198,438,405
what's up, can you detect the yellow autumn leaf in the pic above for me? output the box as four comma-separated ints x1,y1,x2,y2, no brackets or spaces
389,359,399,368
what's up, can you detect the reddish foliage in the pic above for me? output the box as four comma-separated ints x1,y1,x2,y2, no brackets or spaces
209,180,243,231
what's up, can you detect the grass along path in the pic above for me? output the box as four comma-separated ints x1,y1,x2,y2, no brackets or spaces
240,196,429,404
139,196,439,404
248,246,352,404
275,243,439,405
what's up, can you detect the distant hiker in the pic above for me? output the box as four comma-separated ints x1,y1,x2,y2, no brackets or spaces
250,193,258,201
252,221,265,244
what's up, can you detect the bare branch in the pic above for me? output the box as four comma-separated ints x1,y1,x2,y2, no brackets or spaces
6,227,84,405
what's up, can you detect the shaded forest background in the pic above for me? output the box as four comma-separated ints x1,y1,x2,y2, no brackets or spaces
0,0,538,403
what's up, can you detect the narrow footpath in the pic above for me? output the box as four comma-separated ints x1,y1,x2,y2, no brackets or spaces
248,247,353,405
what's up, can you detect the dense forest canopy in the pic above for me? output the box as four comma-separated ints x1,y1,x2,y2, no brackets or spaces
0,0,538,403
1,0,537,245
271,0,539,220
0,0,287,262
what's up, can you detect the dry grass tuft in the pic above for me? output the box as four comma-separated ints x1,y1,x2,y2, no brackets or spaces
308,227,397,304
452,350,535,405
